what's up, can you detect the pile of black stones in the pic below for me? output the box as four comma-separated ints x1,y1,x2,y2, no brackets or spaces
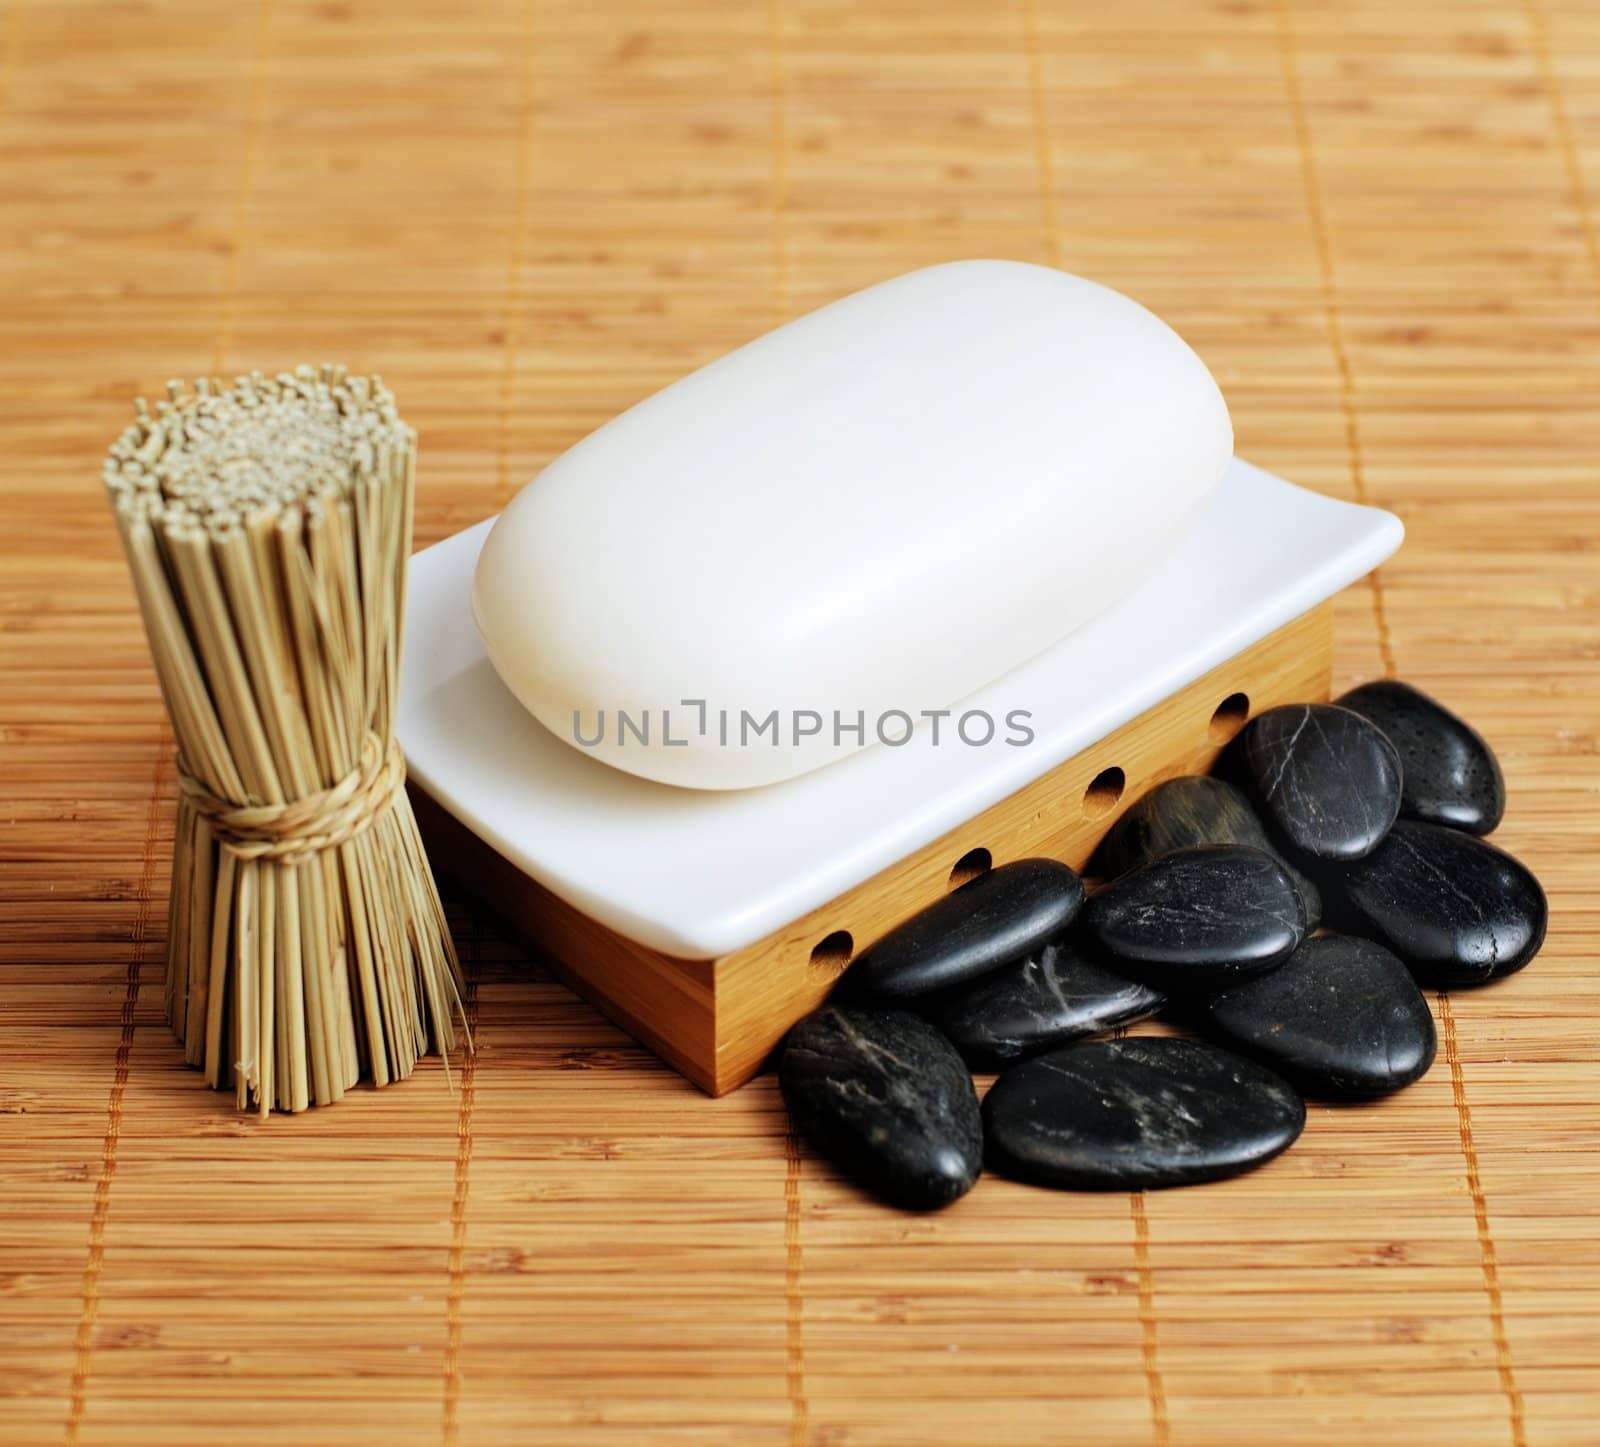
778,681,1548,1211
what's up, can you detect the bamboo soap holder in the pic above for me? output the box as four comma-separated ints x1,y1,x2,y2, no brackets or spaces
399,458,1401,1095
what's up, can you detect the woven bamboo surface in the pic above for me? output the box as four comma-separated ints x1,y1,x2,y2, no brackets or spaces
2,0,1597,1442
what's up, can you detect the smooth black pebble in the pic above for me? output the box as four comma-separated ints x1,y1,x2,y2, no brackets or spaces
1226,702,1402,862
847,857,1084,1001
1082,844,1305,985
1201,934,1436,1098
779,1006,982,1210
1338,679,1505,835
982,1037,1305,1190
1327,820,1547,986
1090,774,1323,929
929,936,1165,1068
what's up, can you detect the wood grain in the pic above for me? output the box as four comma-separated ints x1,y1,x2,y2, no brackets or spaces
1,0,1597,1444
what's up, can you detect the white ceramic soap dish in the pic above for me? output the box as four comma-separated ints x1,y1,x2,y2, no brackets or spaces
397,457,1399,1093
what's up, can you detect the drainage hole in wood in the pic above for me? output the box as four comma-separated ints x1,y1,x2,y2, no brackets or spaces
1082,766,1126,819
948,847,993,890
809,930,854,974
1209,691,1251,744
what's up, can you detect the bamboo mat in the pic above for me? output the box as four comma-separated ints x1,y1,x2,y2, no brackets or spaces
2,0,1597,1442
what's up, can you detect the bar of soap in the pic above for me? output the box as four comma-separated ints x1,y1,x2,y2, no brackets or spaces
472,260,1232,790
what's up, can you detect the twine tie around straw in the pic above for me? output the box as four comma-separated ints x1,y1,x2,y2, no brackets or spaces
177,733,406,867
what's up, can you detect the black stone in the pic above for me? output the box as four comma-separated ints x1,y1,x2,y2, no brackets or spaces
1338,679,1505,836
847,858,1084,1001
1200,934,1436,1098
929,937,1165,1068
1226,702,1402,862
1090,774,1323,929
982,1037,1304,1190
780,1007,982,1210
1326,820,1547,987
1081,845,1305,986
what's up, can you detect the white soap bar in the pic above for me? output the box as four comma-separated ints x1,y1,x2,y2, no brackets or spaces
472,259,1232,790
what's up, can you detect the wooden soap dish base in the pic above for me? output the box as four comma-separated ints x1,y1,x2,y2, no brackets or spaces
410,602,1333,1095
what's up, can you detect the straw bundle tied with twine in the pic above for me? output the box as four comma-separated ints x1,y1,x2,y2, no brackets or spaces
104,366,465,1114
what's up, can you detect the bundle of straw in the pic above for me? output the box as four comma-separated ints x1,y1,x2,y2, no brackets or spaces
103,366,464,1114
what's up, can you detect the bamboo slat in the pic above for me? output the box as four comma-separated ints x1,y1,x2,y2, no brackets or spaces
1,0,1597,1444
